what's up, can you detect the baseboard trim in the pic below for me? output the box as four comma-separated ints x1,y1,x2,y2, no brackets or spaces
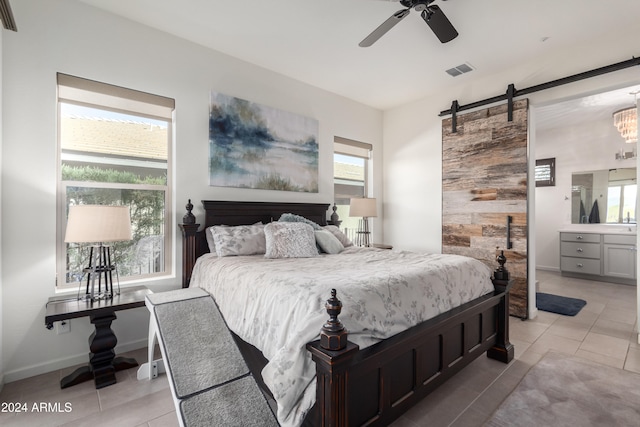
2,338,148,384
535,266,560,272
560,271,636,286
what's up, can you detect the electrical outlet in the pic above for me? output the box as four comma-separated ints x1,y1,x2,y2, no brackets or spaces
56,320,70,334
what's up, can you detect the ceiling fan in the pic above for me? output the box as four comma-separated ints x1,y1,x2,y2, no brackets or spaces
359,0,457,47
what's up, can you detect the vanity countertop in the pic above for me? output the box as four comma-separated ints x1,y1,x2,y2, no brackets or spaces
559,224,637,235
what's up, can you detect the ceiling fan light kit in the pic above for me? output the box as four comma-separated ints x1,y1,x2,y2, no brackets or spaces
360,0,457,47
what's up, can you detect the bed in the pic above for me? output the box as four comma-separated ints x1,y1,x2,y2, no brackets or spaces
180,200,514,427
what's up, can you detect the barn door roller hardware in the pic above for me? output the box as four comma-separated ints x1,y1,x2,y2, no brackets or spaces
441,56,640,133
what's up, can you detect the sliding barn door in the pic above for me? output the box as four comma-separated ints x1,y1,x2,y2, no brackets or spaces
442,100,529,318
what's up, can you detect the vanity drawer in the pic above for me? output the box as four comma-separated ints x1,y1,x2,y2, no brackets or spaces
603,234,636,245
560,257,601,275
560,242,600,259
560,232,601,243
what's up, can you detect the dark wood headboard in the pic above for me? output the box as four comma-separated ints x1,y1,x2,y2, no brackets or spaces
180,200,331,287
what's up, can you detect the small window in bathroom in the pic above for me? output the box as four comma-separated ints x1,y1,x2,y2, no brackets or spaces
535,158,555,187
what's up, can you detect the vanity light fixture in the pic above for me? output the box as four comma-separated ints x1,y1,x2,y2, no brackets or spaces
615,149,636,160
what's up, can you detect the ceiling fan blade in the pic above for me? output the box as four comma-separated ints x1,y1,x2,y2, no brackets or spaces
421,5,458,43
359,8,411,47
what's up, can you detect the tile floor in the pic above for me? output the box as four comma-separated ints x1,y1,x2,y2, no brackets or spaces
1,270,638,427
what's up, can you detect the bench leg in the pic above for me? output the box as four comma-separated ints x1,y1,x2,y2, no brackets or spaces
136,315,166,380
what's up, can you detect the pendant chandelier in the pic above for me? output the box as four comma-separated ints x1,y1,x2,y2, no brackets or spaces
612,104,637,144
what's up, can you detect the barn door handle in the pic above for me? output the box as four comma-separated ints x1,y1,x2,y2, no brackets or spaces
506,215,513,249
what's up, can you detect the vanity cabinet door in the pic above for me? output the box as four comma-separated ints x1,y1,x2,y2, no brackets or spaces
603,243,636,279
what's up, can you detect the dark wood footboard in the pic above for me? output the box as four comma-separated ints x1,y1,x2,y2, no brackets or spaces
306,257,514,427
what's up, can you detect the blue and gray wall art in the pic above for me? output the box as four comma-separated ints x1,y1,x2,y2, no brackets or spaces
209,91,319,192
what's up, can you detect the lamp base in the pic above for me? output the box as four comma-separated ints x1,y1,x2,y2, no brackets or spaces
84,245,119,301
356,217,371,247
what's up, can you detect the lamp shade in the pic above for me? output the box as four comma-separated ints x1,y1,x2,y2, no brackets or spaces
64,205,132,243
349,197,377,218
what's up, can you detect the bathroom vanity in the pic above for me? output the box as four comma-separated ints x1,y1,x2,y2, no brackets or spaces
559,226,637,285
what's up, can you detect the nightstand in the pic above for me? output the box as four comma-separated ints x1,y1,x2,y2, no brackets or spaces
372,243,393,250
45,285,152,389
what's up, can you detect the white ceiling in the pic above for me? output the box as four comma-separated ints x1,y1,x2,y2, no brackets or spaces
535,86,640,132
76,0,640,124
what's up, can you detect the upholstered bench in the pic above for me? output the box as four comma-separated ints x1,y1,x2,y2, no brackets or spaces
144,287,279,427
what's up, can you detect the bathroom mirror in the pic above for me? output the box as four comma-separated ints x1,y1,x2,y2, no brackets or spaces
571,168,637,224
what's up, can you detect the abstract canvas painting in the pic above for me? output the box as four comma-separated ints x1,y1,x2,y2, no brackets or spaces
209,91,319,192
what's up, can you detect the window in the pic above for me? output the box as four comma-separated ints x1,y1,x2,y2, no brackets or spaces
606,184,637,223
56,74,175,290
333,137,372,237
535,158,555,187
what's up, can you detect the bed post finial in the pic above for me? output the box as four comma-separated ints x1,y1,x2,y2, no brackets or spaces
329,203,342,227
183,199,196,225
320,289,348,351
493,248,509,281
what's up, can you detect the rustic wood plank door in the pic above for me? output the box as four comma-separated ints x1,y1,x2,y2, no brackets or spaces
442,100,528,318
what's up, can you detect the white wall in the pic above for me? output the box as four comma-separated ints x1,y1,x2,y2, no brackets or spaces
0,22,4,391
1,0,382,382
535,116,635,271
383,41,640,253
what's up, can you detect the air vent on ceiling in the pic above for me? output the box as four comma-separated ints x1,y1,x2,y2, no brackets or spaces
0,0,17,32
445,63,474,77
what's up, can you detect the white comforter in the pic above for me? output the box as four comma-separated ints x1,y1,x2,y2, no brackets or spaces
190,247,494,427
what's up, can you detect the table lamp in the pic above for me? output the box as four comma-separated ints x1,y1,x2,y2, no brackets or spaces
349,197,377,247
64,205,132,300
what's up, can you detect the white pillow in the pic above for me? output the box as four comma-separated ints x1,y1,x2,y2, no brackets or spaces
264,222,318,259
210,224,266,257
315,229,344,254
323,225,353,247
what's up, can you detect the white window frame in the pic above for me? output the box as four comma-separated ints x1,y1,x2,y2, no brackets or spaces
333,137,373,240
334,136,372,196
56,74,175,290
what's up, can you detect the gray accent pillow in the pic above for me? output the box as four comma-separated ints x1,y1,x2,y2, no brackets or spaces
264,222,318,259
315,229,344,254
210,224,266,257
278,212,322,230
206,225,229,253
324,225,353,247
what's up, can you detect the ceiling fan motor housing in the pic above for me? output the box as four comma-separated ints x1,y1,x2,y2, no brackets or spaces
400,0,436,10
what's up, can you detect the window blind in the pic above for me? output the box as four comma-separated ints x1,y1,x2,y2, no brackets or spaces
57,73,175,121
334,136,372,159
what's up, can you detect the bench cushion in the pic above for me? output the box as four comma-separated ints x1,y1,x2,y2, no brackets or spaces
180,375,279,427
148,288,279,426
153,292,249,399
